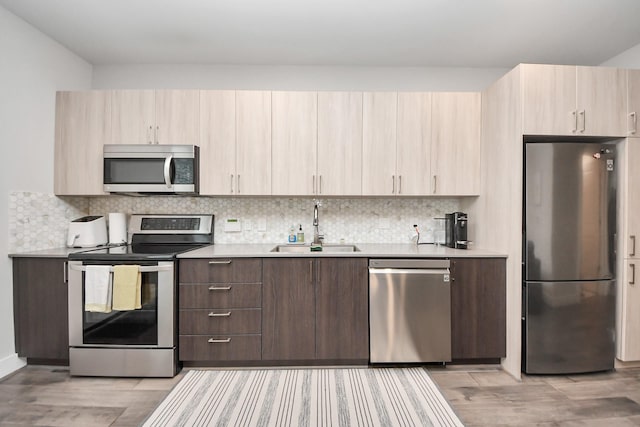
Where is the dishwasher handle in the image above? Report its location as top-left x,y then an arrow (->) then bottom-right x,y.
368,267 -> 451,276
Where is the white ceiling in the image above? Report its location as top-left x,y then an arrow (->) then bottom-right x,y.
3,0 -> 640,67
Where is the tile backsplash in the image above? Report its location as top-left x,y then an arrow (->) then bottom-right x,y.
9,192 -> 462,251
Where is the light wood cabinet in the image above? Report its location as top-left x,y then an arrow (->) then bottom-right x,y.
111,90 -> 199,145
262,258 -> 369,363
271,91 -> 318,195
431,92 -> 482,195
54,91 -> 110,195
396,92 -> 432,195
236,91 -> 272,195
199,90 -> 236,195
618,138 -> 640,361
317,92 -> 363,195
627,70 -> 640,136
363,92 -> 398,195
521,64 -> 626,136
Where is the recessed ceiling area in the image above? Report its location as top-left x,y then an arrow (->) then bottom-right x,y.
2,0 -> 640,67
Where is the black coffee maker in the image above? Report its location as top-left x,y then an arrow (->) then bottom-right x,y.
445,212 -> 469,249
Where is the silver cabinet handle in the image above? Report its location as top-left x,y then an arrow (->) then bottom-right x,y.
309,260 -> 314,284
163,155 -> 173,188
63,261 -> 68,284
579,110 -> 586,132
319,175 -> 323,194
155,125 -> 160,144
230,174 -> 234,193
209,259 -> 232,265
208,312 -> 231,317
208,338 -> 231,343
433,175 -> 437,194
398,175 -> 402,195
147,125 -> 153,144
313,175 -> 316,194
237,174 -> 241,194
631,235 -> 636,257
208,286 -> 231,291
631,112 -> 637,135
631,263 -> 636,285
572,110 -> 578,132
392,175 -> 396,194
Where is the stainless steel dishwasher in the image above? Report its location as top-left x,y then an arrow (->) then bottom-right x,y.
369,259 -> 451,363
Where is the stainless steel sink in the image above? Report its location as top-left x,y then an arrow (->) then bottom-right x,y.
271,244 -> 360,253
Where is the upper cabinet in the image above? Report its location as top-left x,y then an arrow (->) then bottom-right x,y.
235,91 -> 272,195
54,91 -> 110,195
362,92 -> 398,195
271,91 -> 318,195
111,90 -> 199,145
521,64 -> 626,137
627,70 -> 640,136
431,92 -> 482,196
317,92 -> 363,196
199,91 -> 236,195
396,92 -> 432,195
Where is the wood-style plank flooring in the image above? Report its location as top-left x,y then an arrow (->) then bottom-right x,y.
0,365 -> 639,426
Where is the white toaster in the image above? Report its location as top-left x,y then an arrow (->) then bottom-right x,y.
67,216 -> 108,247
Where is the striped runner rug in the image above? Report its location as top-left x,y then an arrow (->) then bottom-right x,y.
141,367 -> 464,427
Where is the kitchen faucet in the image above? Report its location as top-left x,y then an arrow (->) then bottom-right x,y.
313,200 -> 324,245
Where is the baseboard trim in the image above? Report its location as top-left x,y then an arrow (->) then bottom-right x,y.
0,353 -> 26,380
615,359 -> 640,369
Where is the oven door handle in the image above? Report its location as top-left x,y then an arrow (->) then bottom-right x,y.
69,265 -> 172,273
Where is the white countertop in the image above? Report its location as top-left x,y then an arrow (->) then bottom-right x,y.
178,243 -> 507,259
8,246 -> 95,258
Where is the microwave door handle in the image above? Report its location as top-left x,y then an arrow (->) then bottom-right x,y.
164,155 -> 173,188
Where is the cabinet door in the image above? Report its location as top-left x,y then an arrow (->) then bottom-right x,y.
199,91 -> 236,195
54,91 -> 110,195
450,258 -> 506,359
236,91 -> 272,195
262,259 -> 315,360
431,92 -> 482,195
316,258 -> 369,361
628,70 -> 640,136
576,66 -> 626,137
317,92 -> 363,195
396,92 -> 431,195
155,90 -> 199,145
271,91 -> 318,195
619,259 -> 640,361
13,258 -> 69,362
623,138 -> 640,258
521,64 -> 577,135
362,92 -> 398,195
111,90 -> 155,144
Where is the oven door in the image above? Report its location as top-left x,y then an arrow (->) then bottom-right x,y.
68,260 -> 175,348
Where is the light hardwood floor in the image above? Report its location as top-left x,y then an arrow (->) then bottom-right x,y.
1,365 -> 640,426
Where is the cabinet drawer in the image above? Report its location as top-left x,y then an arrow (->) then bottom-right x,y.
180,258 -> 262,283
179,309 -> 261,334
179,335 -> 261,361
179,283 -> 261,308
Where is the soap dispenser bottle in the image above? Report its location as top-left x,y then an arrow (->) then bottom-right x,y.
288,226 -> 297,243
297,224 -> 305,243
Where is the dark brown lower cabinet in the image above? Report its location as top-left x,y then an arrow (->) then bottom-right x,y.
450,257 -> 506,360
12,258 -> 69,363
262,258 -> 369,363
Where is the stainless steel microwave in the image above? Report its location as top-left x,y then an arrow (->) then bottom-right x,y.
103,144 -> 199,194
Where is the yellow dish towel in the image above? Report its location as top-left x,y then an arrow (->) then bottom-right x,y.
112,265 -> 141,310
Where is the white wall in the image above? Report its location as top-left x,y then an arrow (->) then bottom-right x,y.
601,42 -> 640,68
0,6 -> 92,378
92,64 -> 508,91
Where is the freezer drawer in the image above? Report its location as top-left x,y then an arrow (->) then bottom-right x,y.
369,260 -> 451,363
524,280 -> 616,374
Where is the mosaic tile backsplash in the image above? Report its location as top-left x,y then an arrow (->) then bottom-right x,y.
9,192 -> 462,251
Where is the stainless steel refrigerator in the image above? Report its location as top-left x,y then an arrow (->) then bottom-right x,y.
523,141 -> 617,374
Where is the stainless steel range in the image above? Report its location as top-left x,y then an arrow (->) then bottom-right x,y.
67,214 -> 213,377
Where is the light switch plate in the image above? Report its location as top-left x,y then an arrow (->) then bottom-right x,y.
224,218 -> 242,232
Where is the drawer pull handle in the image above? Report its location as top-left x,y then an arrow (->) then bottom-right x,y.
208,286 -> 232,291
208,338 -> 231,343
209,260 -> 232,265
208,312 -> 231,317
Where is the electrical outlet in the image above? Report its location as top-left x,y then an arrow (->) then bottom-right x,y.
244,220 -> 252,231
